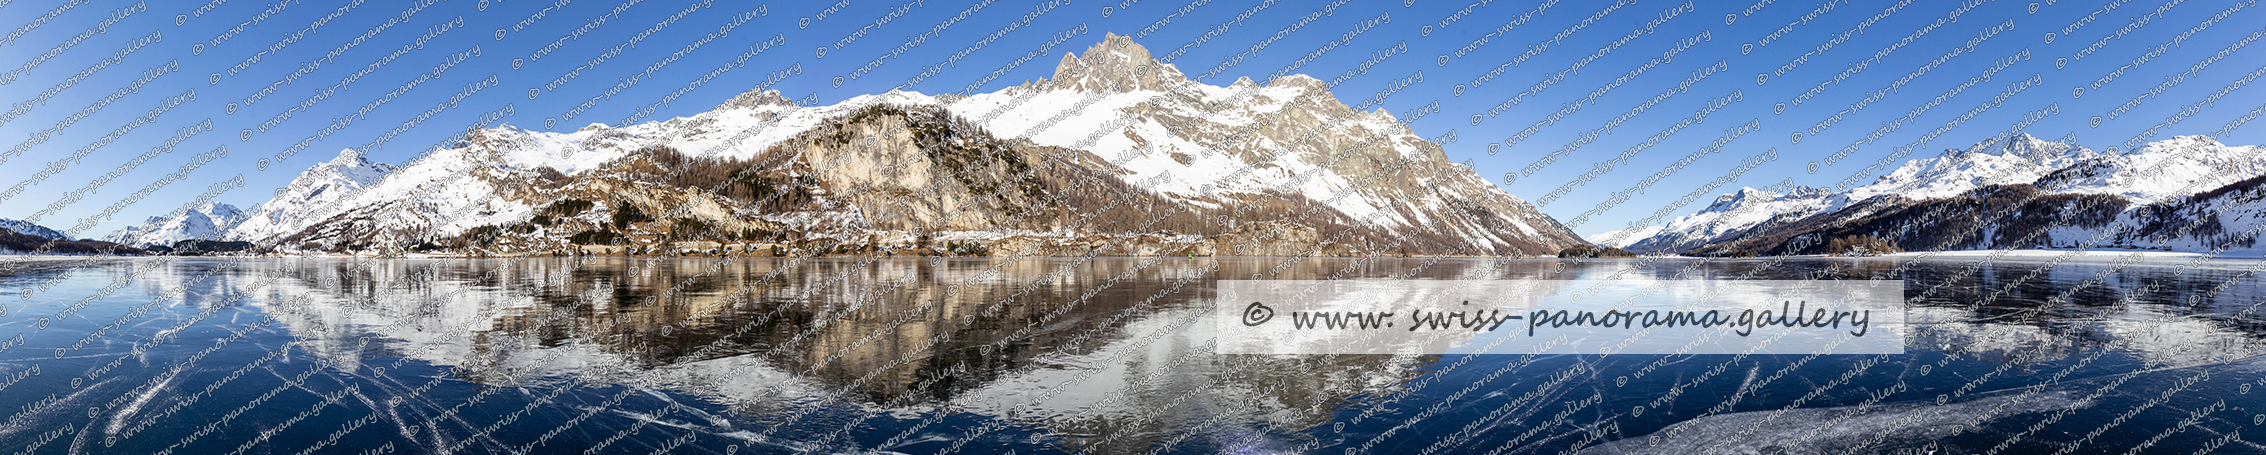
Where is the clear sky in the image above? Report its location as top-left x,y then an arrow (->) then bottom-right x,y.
1,0 -> 2261,240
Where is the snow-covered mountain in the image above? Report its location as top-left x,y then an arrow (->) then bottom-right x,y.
101,202 -> 246,248
222,34 -> 1586,256
0,218 -> 66,240
226,149 -> 396,245
1843,133 -> 2106,203
1618,133 -> 2266,255
2029,135 -> 2266,202
0,217 -> 149,254
1620,186 -> 1832,254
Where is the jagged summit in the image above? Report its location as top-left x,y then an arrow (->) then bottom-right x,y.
1264,74 -> 1329,92
1703,186 -> 1829,213
102,202 -> 245,248
306,149 -> 395,187
1705,187 -> 1782,211
716,89 -> 797,110
227,149 -> 398,244
1983,132 -> 2087,161
1783,185 -> 1830,199
1048,32 -> 1192,93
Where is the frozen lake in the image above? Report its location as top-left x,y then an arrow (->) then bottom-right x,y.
0,254 -> 2260,454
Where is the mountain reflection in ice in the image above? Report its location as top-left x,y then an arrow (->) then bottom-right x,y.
1,254 -> 2264,454
136,256 -> 1449,454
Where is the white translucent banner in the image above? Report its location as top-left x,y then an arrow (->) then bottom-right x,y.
1215,280 -> 1905,355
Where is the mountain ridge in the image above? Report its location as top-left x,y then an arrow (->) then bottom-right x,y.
1613,133 -> 2266,256
197,34 -> 1588,257
0,218 -> 67,241
101,202 -> 245,248
0,218 -> 146,255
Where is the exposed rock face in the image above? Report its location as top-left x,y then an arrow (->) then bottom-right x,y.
785,106 -> 1064,233
229,36 -> 1586,257
1050,33 -> 1190,94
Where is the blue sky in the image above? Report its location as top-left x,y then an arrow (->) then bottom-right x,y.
1,0 -> 2261,239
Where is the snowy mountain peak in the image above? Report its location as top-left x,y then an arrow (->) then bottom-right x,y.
304,149 -> 397,186
1993,132 -> 2083,161
1265,74 -> 1329,92
1782,185 -> 1830,200
325,149 -> 364,166
198,201 -> 244,220
715,88 -> 797,111
1049,32 -> 1191,93
1623,185 -> 1837,254
227,149 -> 399,243
1627,134 -> 2266,256
2031,134 -> 2266,203
0,218 -> 67,240
1627,135 -> 2103,254
1848,134 -> 2098,203
2147,134 -> 2223,149
102,202 -> 246,247
1701,187 -> 1813,214
1714,187 -> 1776,203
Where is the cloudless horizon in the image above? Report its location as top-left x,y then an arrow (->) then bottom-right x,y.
1,0 -> 2261,240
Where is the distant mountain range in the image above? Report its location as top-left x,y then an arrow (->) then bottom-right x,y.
0,217 -> 144,255
1600,133 -> 2266,256
100,202 -> 247,248
0,219 -> 65,241
93,34 -> 1587,257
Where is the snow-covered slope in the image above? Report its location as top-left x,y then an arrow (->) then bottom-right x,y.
1649,134 -> 2266,255
1834,133 -> 2266,211
227,34 -> 1586,256
228,150 -> 397,244
2031,135 -> 2266,202
1621,186 -> 1831,254
0,218 -> 66,240
940,33 -> 1581,253
1844,133 -> 2105,203
2108,172 -> 2266,255
102,202 -> 246,248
